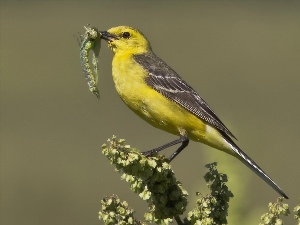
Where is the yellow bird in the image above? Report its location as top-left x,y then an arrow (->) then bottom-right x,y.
100,26 -> 288,199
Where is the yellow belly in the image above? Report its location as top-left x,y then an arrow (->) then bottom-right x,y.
111,54 -> 233,155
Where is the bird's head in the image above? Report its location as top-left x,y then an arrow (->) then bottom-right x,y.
100,26 -> 151,55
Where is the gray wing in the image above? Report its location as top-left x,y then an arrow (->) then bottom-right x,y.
134,52 -> 236,139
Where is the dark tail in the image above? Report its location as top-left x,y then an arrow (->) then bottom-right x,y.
222,135 -> 288,199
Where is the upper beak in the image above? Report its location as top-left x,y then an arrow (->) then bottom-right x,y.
99,31 -> 118,41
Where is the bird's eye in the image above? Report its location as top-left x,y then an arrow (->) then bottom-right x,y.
122,32 -> 131,39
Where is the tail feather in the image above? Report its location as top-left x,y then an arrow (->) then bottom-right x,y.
223,138 -> 288,199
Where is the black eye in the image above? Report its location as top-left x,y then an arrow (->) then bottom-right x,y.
122,31 -> 131,39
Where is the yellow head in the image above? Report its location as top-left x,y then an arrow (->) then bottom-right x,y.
100,26 -> 152,55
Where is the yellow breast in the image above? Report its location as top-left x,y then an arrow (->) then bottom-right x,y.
111,52 -> 230,153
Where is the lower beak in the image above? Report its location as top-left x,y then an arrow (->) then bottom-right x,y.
99,31 -> 118,41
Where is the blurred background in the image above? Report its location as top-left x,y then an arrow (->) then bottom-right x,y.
1,1 -> 299,224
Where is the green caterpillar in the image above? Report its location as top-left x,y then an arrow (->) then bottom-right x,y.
80,26 -> 101,98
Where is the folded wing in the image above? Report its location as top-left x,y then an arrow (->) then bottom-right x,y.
134,52 -> 236,140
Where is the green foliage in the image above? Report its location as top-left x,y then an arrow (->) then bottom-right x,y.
184,163 -> 233,225
99,195 -> 145,225
100,136 -> 297,225
100,136 -> 235,225
79,25 -> 101,98
259,197 -> 290,225
294,204 -> 300,225
102,136 -> 188,224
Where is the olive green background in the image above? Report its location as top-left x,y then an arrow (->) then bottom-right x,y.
1,1 -> 299,225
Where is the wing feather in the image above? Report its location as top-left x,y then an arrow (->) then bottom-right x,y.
134,52 -> 236,139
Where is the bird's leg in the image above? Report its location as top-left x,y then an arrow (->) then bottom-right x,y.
168,137 -> 189,162
142,136 -> 189,162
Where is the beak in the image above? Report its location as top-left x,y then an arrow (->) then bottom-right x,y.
100,31 -> 118,41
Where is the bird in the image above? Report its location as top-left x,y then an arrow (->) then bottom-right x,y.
99,26 -> 288,199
